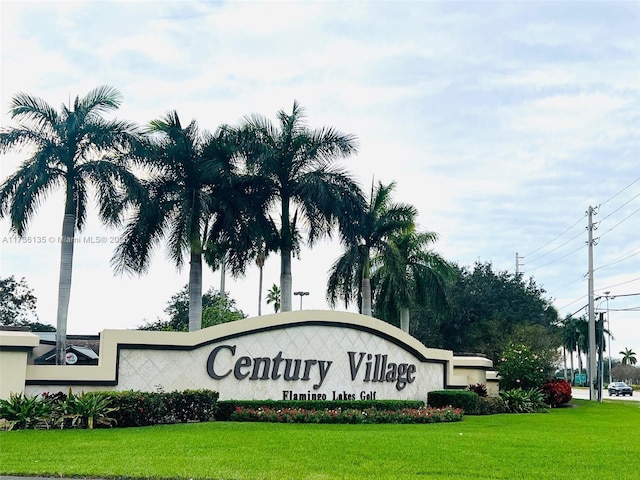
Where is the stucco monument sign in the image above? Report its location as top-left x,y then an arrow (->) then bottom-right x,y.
0,311 -> 495,400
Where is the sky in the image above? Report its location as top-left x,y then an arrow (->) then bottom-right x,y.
1,1 -> 639,361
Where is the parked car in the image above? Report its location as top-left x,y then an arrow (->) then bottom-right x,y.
608,382 -> 633,396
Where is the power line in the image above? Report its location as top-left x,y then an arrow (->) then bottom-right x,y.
598,189 -> 640,223
599,204 -> 640,239
600,175 -> 640,207
594,246 -> 640,272
522,214 -> 586,259
526,243 -> 585,273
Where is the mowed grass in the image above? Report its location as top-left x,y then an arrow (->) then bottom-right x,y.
1,400 -> 638,480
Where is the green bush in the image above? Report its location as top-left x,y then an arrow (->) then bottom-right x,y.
109,389 -> 218,427
108,391 -> 165,427
496,343 -> 551,391
216,399 -> 424,421
427,390 -> 480,414
0,393 -> 52,430
475,396 -> 507,415
63,391 -> 118,429
499,388 -> 547,413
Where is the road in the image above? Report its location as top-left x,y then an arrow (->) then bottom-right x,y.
571,387 -> 639,402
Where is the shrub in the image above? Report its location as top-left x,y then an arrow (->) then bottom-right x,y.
229,406 -> 463,424
0,393 -> 52,430
108,391 -> 164,427
467,383 -> 488,397
427,390 -> 480,414
108,389 -> 218,427
499,388 -> 547,413
63,391 -> 118,429
542,379 -> 572,407
216,400 -> 424,421
496,344 -> 551,391
476,396 -> 507,415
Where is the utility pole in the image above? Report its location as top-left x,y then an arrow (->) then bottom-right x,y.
515,252 -> 524,274
587,206 -> 597,401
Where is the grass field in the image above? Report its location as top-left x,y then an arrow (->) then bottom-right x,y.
1,399 -> 638,480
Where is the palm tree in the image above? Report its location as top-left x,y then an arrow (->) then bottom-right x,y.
238,101 -> 363,312
0,86 -> 139,364
561,315 -> 578,383
372,226 -> 454,334
327,180 -> 416,316
266,284 -> 281,313
113,112 -> 256,331
573,317 -> 589,380
620,347 -> 637,365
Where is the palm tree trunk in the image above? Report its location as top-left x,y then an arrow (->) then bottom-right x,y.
577,347 -> 583,383
189,251 -> 203,331
570,351 -> 575,385
361,254 -> 372,316
280,199 -> 292,312
400,308 -> 410,334
563,346 -> 568,381
257,255 -> 264,316
219,253 -> 226,300
281,248 -> 292,312
55,211 -> 76,365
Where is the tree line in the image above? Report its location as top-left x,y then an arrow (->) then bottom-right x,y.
0,85 -> 454,364
6,85 -> 612,375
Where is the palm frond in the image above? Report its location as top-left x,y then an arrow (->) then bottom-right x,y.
9,92 -> 59,130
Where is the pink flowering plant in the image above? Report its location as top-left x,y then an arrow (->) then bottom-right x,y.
230,406 -> 463,424
496,343 -> 552,391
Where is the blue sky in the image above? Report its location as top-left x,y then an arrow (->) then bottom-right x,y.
1,1 -> 639,359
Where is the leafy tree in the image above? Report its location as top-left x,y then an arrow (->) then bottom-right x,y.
496,343 -> 554,391
611,363 -> 640,384
113,113 -> 259,332
373,227 -> 454,334
266,284 -> 281,313
410,262 -> 559,363
238,101 -> 363,312
620,347 -> 637,366
138,285 -> 245,331
0,275 -> 37,325
0,276 -> 55,331
327,180 -> 416,315
0,86 -> 139,363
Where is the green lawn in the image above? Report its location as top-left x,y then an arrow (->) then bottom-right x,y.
1,400 -> 638,480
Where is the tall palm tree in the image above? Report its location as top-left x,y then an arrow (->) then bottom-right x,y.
0,86 -> 139,364
113,112 -> 256,331
372,226 -> 454,334
327,180 -> 416,316
561,315 -> 578,383
620,347 -> 637,365
238,101 -> 363,312
570,316 -> 589,381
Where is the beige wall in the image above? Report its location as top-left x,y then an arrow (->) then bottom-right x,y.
2,311 -> 494,400
0,330 -> 40,398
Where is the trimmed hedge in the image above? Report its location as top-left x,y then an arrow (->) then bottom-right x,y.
107,389 -> 219,427
428,390 -> 480,414
216,399 -> 425,421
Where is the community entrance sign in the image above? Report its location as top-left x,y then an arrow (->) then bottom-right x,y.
1,311 -> 496,401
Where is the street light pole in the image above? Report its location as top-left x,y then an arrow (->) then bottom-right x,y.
604,291 -> 613,385
293,291 -> 309,310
